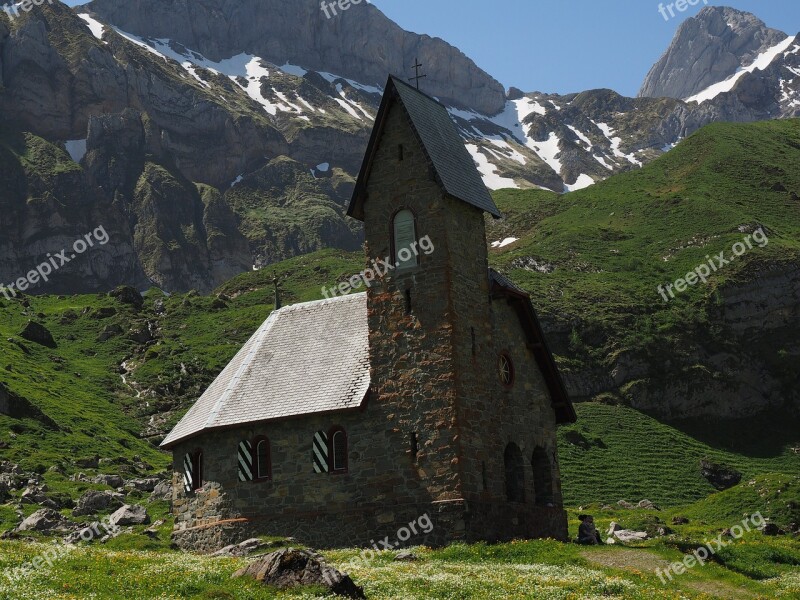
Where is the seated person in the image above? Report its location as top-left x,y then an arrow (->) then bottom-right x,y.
576,514 -> 603,545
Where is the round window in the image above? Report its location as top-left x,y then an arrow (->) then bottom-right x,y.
499,354 -> 514,386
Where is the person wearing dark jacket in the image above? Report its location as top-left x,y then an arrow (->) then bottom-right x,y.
577,514 -> 603,545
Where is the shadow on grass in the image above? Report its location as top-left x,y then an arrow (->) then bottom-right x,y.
665,409 -> 800,460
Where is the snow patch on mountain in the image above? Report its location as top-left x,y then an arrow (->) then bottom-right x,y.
487,138 -> 526,165
78,14 -> 105,40
567,125 -> 592,149
686,36 -> 796,104
491,237 -> 518,249
564,174 -> 595,192
528,132 -> 562,174
466,144 -> 518,190
596,122 -> 641,166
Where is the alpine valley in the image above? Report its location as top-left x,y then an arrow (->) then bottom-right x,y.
0,3 -> 798,598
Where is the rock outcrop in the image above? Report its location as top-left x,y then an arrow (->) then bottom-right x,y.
109,504 -> 150,526
639,6 -> 788,99
233,548 -> 366,598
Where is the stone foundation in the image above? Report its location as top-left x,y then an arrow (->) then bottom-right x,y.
172,499 -> 567,552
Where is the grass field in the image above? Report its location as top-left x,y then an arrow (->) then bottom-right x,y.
0,503 -> 797,599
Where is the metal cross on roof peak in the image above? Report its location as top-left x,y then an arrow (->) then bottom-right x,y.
409,58 -> 427,90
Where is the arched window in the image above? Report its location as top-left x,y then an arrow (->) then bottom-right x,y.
183,449 -> 203,493
532,447 -> 554,506
329,426 -> 348,473
504,443 -> 525,503
254,437 -> 271,481
392,209 -> 418,270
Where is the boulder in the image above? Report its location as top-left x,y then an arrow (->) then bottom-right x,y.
17,508 -> 66,532
125,478 -> 160,492
64,522 -> 113,545
233,548 -> 365,598
672,516 -> 690,525
128,326 -> 152,344
93,474 -> 124,488
637,499 -> 659,510
700,459 -> 742,491
20,485 -> 48,503
109,286 -> 144,309
19,321 -> 56,348
612,529 -> 649,543
0,383 -> 57,428
75,456 -> 100,469
73,490 -> 125,517
97,324 -> 123,342
762,523 -> 782,536
149,480 -> 172,501
143,519 -> 165,539
395,550 -> 418,561
617,500 -> 635,509
93,307 -> 118,319
109,504 -> 149,526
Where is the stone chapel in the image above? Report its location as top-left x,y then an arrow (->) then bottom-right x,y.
161,75 -> 576,551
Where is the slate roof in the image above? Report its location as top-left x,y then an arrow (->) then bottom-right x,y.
161,270 -> 575,448
160,293 -> 370,449
349,75 -> 501,220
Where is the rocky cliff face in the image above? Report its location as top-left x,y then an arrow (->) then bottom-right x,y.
85,0 -> 507,115
639,6 -> 788,99
0,2 -> 363,292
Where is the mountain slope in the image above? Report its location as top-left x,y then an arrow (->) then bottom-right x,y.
2,2 -> 800,293
488,118 -> 800,418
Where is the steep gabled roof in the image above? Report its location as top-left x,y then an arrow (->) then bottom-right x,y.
348,75 -> 501,221
160,293 -> 370,449
489,269 -> 577,424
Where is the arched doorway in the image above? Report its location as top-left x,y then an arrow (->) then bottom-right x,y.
504,443 -> 525,503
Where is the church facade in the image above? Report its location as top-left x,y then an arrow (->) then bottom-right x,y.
161,76 -> 576,551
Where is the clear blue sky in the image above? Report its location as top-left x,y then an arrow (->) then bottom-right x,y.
64,0 -> 800,97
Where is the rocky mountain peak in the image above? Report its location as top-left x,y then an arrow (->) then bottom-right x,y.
639,6 -> 788,99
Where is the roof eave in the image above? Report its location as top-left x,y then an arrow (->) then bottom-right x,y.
160,391 -> 371,450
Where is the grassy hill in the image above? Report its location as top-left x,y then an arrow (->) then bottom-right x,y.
559,403 -> 800,508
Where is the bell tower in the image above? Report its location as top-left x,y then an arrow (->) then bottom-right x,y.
347,75 -> 502,511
